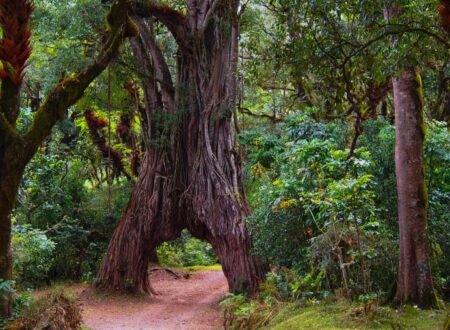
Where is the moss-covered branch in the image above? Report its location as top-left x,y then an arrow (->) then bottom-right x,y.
132,1 -> 191,53
0,113 -> 20,147
22,0 -> 136,161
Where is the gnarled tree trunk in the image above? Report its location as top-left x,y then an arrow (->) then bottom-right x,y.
179,9 -> 268,293
391,69 -> 437,308
96,153 -> 184,294
97,1 -> 267,296
96,24 -> 188,293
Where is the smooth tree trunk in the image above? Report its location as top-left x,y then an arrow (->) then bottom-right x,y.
392,69 -> 437,308
97,2 -> 267,296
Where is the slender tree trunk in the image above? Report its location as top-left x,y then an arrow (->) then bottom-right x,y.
392,69 -> 437,308
441,90 -> 450,124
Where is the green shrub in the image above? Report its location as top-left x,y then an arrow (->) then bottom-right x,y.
16,136 -> 130,283
221,293 -> 282,330
0,279 -> 15,328
247,117 -> 400,296
0,279 -> 15,302
157,230 -> 218,267
157,242 -> 184,267
12,225 -> 55,289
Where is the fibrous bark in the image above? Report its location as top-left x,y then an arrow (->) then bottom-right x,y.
96,21 -> 188,294
97,1 -> 267,297
391,69 -> 437,308
96,152 -> 185,294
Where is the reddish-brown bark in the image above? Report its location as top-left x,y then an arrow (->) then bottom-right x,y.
384,3 -> 437,308
97,2 -> 267,296
96,23 -> 188,294
392,69 -> 437,308
96,152 -> 185,294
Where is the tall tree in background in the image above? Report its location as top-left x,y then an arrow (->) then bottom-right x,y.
391,69 -> 437,308
384,5 -> 437,308
97,0 -> 267,296
0,0 -> 135,317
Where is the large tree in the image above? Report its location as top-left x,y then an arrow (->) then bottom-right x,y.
0,0 -> 135,317
384,5 -> 437,308
391,69 -> 437,308
96,0 -> 267,296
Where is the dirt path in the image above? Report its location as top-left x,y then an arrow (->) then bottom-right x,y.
80,269 -> 228,330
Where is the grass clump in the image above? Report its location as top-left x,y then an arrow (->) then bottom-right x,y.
265,300 -> 449,330
6,287 -> 82,330
183,264 -> 222,272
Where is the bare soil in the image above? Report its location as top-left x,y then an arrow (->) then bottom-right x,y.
80,269 -> 228,330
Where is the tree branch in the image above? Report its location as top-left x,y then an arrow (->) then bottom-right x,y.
132,1 -> 191,52
22,0 -> 134,161
200,0 -> 220,31
239,107 -> 283,123
134,17 -> 176,113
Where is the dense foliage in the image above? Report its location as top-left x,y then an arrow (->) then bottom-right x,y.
0,0 -> 448,326
244,116 -> 449,299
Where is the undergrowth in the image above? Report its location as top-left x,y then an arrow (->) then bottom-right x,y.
6,287 -> 82,330
222,296 -> 449,330
221,269 -> 449,330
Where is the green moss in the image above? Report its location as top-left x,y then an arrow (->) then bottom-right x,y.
0,113 -> 20,145
415,71 -> 426,140
265,301 -> 448,330
415,71 -> 425,112
125,16 -> 139,38
181,264 -> 222,272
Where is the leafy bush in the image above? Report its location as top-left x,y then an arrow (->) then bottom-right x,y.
157,242 -> 183,267
425,121 -> 450,286
247,117 -> 400,297
0,279 -> 15,302
157,230 -> 218,267
221,268 -> 326,329
0,279 -> 15,328
261,269 -> 326,302
12,290 -> 32,318
6,288 -> 82,330
12,225 -> 55,289
221,293 -> 282,330
13,120 -> 132,284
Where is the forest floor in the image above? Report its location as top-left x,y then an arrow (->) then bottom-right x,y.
79,266 -> 228,330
